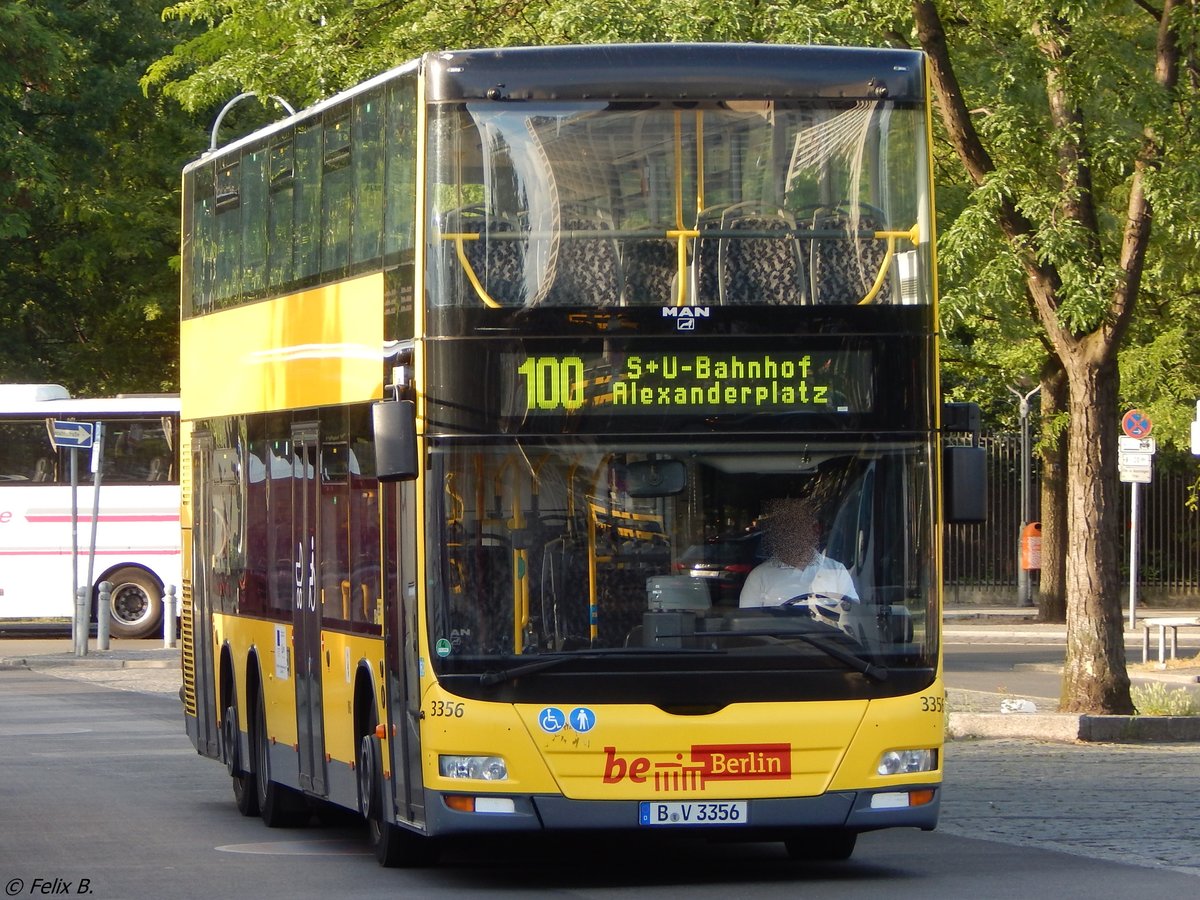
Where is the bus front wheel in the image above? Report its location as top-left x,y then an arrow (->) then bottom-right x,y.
103,568 -> 163,639
358,730 -> 438,867
784,829 -> 857,861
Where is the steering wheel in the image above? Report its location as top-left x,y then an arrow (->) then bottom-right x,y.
778,592 -> 859,638
780,592 -> 852,609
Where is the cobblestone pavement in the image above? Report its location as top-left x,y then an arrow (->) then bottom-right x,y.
941,738 -> 1200,876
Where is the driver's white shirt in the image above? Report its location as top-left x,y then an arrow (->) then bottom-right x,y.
738,554 -> 859,608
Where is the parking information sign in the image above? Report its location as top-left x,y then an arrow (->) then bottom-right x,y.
1118,434 -> 1155,484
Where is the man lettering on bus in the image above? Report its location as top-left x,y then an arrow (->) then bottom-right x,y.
738,498 -> 858,622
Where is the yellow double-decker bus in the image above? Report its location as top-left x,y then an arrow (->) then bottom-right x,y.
180,43 -> 985,866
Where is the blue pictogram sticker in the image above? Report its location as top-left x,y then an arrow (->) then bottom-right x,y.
569,707 -> 596,733
538,707 -> 566,733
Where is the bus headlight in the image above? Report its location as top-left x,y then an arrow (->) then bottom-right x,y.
439,755 -> 508,781
877,749 -> 937,776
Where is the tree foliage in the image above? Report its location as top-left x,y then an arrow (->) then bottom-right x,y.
0,0 -> 205,394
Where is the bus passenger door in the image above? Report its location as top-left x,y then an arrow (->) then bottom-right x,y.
382,478 -> 426,827
189,433 -> 220,758
291,424 -> 327,794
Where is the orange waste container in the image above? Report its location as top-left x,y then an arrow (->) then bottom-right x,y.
1020,522 -> 1042,570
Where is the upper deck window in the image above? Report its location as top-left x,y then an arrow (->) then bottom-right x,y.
427,100 -> 930,310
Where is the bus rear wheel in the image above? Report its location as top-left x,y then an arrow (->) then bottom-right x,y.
104,568 -> 163,639
225,703 -> 258,817
252,690 -> 308,827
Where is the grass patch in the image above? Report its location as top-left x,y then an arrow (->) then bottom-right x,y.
1130,682 -> 1200,716
1127,652 -> 1200,673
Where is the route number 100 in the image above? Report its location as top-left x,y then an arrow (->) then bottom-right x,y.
517,356 -> 585,411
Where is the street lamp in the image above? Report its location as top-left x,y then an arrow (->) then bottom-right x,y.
1009,384 -> 1041,608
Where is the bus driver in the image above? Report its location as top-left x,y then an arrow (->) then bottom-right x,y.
738,497 -> 858,612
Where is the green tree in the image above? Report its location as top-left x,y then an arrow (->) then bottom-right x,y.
903,0 -> 1199,712
0,0 -> 203,394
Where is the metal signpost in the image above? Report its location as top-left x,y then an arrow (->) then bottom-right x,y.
45,419 -> 99,655
1119,410 -> 1154,629
1009,385 -> 1041,607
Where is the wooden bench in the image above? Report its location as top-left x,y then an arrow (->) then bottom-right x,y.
1140,616 -> 1200,666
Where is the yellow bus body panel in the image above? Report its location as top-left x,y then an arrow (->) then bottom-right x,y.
212,614 -> 299,748
180,274 -> 385,420
420,679 -> 943,801
319,629 -> 385,766
827,679 -> 945,792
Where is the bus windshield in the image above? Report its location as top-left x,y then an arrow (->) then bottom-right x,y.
428,99 -> 930,311
426,435 -> 936,700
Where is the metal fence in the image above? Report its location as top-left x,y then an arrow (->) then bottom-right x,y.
944,434 -> 1200,599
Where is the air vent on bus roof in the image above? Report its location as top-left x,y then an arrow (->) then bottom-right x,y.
0,384 -> 70,402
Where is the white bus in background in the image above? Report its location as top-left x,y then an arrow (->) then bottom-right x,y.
0,384 -> 180,638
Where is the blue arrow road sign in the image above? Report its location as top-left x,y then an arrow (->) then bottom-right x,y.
46,419 -> 95,449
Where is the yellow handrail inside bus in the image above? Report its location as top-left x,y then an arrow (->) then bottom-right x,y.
857,223 -> 920,305
444,233 -> 503,309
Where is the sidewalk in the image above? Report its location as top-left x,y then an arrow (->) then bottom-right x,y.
945,605 -> 1200,741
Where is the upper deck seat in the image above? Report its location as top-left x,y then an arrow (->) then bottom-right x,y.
620,238 -> 676,306
694,203 -> 806,306
807,205 -> 892,305
440,205 -> 526,307
539,212 -> 623,306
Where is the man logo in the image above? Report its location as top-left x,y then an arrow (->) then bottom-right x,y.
662,307 -> 710,331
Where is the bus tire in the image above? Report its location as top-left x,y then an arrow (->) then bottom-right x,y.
252,689 -> 308,828
225,702 -> 259,817
104,567 -> 163,639
358,731 -> 438,868
784,829 -> 857,861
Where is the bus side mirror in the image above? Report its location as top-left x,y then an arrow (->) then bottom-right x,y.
942,401 -> 986,524
943,445 -> 987,524
373,399 -> 418,482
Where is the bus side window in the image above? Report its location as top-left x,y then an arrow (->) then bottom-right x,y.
0,421 -> 47,482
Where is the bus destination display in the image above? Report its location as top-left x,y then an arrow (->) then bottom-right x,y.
506,349 -> 874,418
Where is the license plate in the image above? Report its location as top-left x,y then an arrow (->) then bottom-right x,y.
639,800 -> 748,826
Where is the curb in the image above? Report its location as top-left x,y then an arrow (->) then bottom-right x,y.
948,712 -> 1200,743
0,655 -> 177,671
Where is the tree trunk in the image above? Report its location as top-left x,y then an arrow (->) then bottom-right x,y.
1058,346 -> 1133,713
1037,357 -> 1067,623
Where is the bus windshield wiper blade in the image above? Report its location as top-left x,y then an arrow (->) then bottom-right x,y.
716,629 -> 888,682
479,648 -> 721,686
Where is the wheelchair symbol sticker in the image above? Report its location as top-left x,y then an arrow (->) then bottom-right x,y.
538,707 -> 566,733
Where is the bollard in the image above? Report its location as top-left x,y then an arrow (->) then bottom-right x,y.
164,585 -> 178,649
74,586 -> 89,657
96,581 -> 112,651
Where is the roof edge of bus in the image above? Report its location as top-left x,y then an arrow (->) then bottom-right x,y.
426,43 -> 925,103
184,43 -> 926,170
185,56 -> 423,171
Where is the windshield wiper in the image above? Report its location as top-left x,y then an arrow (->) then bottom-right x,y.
712,629 -> 888,683
479,647 -> 720,686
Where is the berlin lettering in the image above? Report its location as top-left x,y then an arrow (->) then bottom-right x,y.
602,743 -> 791,792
